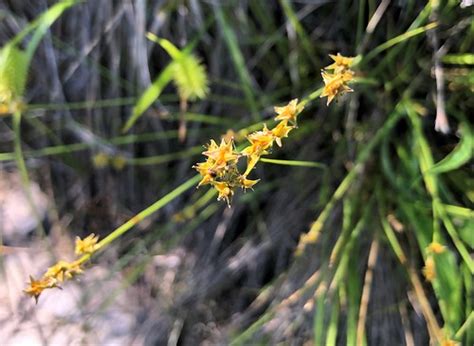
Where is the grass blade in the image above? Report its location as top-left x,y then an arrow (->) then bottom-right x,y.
429,123 -> 473,174
122,63 -> 174,133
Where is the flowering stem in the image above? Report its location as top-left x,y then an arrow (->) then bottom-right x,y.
76,174 -> 201,265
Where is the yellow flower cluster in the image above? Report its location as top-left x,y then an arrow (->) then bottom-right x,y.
320,53 -> 355,105
75,233 -> 100,255
24,234 -> 99,303
194,99 -> 304,205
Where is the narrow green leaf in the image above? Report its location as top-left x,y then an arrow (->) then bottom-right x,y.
122,63 -> 174,133
146,33 -> 182,60
259,158 -> 326,169
313,287 -> 327,344
346,258 -> 361,346
459,218 -> 474,249
432,250 -> 463,334
363,22 -> 438,64
443,54 -> 474,65
24,0 -> 79,63
326,294 -> 340,346
214,5 -> 259,121
429,124 -> 473,174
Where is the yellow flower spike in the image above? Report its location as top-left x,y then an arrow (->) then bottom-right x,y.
423,256 -> 436,282
271,120 -> 294,147
325,53 -> 354,71
194,160 -> 217,187
203,138 -> 239,170
204,139 -> 219,153
320,71 -> 354,105
212,181 -> 233,206
427,241 -> 446,255
75,233 -> 100,255
245,124 -> 275,154
341,69 -> 355,81
241,145 -> 255,157
243,153 -> 261,176
44,260 -> 83,283
239,176 -> 260,190
24,276 -> 59,303
198,174 -> 214,187
274,98 -> 304,123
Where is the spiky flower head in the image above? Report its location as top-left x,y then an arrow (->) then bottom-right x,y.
239,176 -> 260,190
44,260 -> 83,283
274,99 -> 304,124
24,276 -> 59,303
325,53 -> 354,72
75,233 -> 100,256
272,120 -> 294,147
321,71 -> 354,105
213,181 -> 233,206
202,138 -> 240,170
320,53 -> 355,105
172,54 -> 209,101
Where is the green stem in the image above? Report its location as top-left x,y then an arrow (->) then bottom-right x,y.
77,175 -> 201,265
260,158 -> 326,169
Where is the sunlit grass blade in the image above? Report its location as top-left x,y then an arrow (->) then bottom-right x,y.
122,63 -> 174,133
443,54 -> 474,65
363,22 -> 438,64
259,158 -> 326,169
76,175 -> 201,266
326,293 -> 340,346
24,0 -> 79,62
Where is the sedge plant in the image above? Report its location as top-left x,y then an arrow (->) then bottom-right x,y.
23,53 -> 356,301
4,3 -> 471,344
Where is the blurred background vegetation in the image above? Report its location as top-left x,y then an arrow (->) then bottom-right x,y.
0,0 -> 472,345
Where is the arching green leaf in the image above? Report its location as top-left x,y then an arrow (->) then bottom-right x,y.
430,124 -> 473,174
122,63 -> 174,133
